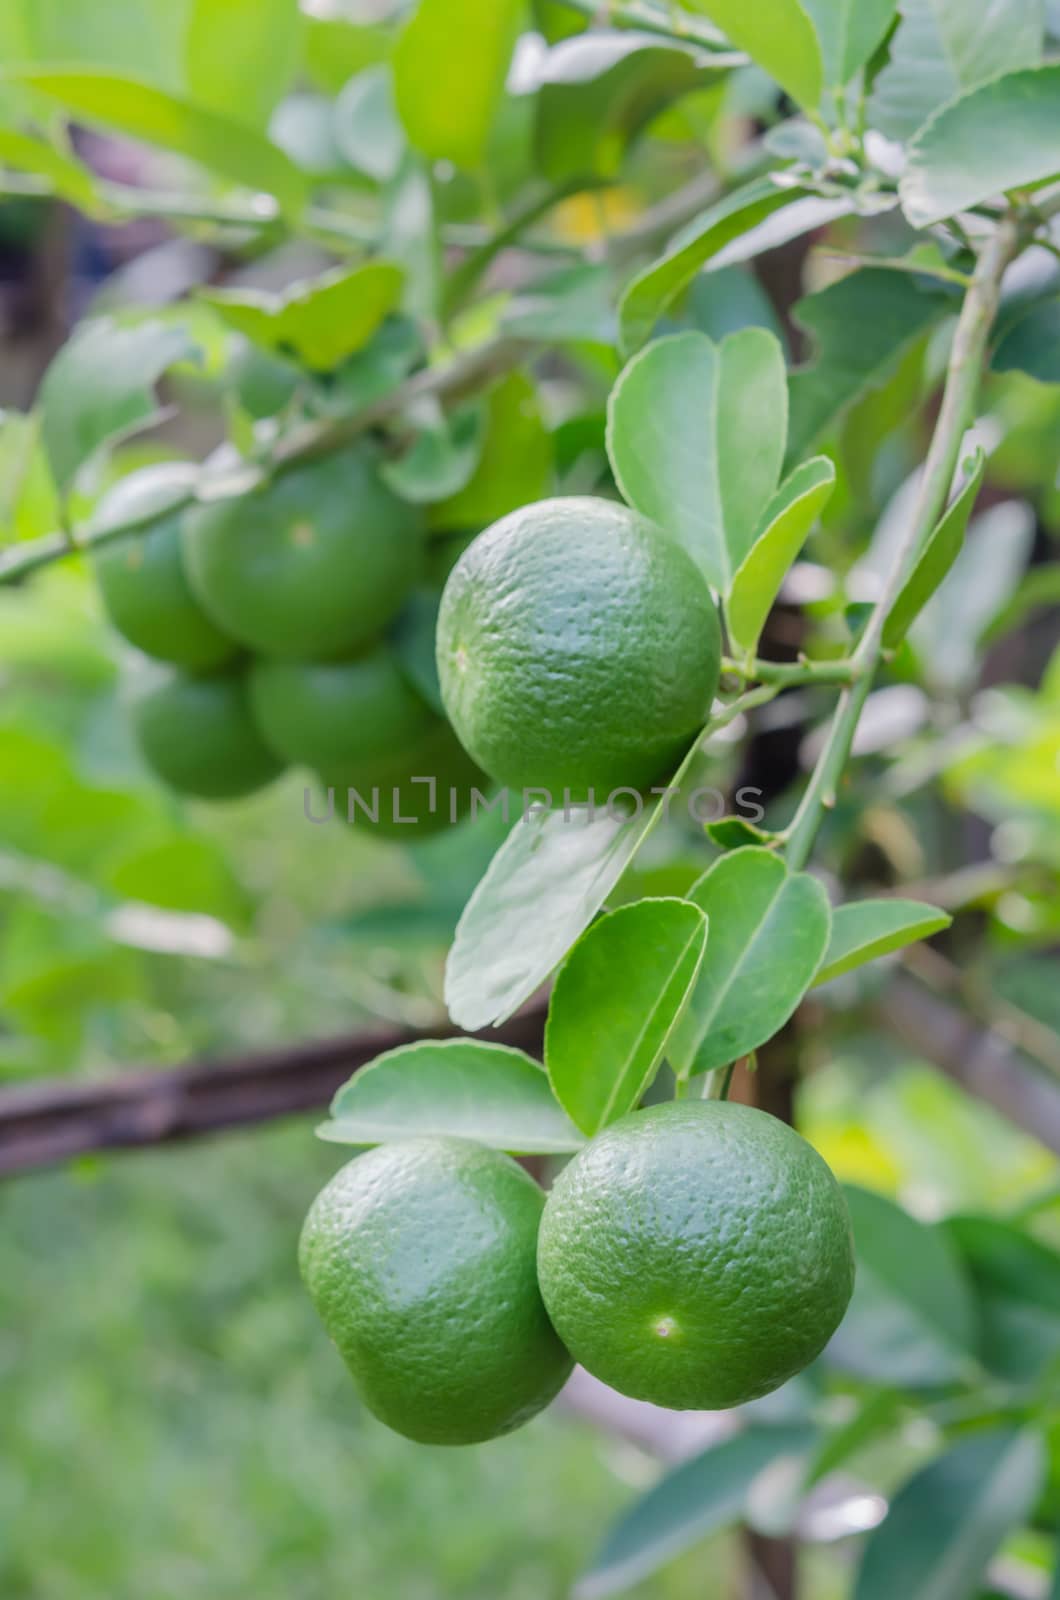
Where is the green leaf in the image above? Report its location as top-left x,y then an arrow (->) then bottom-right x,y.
186,0 -> 302,129
944,1214 -> 1060,1384
333,64 -> 405,184
576,1425 -> 817,1599
787,268 -> 952,462
607,328 -> 788,591
814,897 -> 951,985
9,68 -> 307,219
4,0 -> 189,90
393,0 -> 521,170
828,1185 -> 980,1386
726,455 -> 836,654
535,34 -> 715,184
854,1427 -> 1046,1600
683,0 -> 824,108
201,261 -> 403,373
318,1038 -> 584,1154
800,0 -> 898,89
545,898 -> 709,1136
618,176 -> 801,356
993,295 -> 1060,384
381,401 -> 485,504
0,129 -> 102,213
666,846 -> 832,1078
431,370 -> 551,529
870,0 -> 1043,144
502,262 -> 617,345
39,317 -> 200,495
902,66 -> 1060,230
883,448 -> 986,649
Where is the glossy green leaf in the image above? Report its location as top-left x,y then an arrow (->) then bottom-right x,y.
0,129 -> 102,213
828,1186 -> 981,1386
854,1427 -> 1046,1600
535,34 -> 714,184
993,295 -> 1060,384
883,449 -> 986,649
618,177 -> 800,356
432,370 -> 551,529
870,0 -> 1043,144
333,64 -> 405,183
684,0 -> 824,108
9,68 -> 307,218
787,268 -> 952,462
800,0 -> 898,88
726,455 -> 836,654
902,66 -> 1060,230
607,328 -> 788,591
545,898 -> 709,1136
814,898 -> 951,985
201,261 -> 403,372
667,847 -> 832,1078
318,1038 -> 583,1154
576,1425 -> 817,1599
186,0 -> 302,129
393,0 -> 521,170
944,1214 -> 1060,1383
40,317 -> 200,495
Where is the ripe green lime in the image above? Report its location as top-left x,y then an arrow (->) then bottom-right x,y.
92,464 -> 238,671
248,646 -> 435,771
537,1101 -> 854,1411
320,714 -> 488,838
299,1138 -> 573,1444
183,450 -> 423,659
133,669 -> 285,800
436,497 -> 721,800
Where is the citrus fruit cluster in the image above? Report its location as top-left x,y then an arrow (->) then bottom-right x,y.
92,450 -> 481,832
300,1101 -> 855,1445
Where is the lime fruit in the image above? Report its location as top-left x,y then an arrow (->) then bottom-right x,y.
321,714 -> 488,838
436,497 -> 721,800
92,464 -> 238,671
183,450 -> 423,659
248,646 -> 435,771
299,1138 -> 573,1444
134,668 -> 285,800
537,1100 -> 855,1410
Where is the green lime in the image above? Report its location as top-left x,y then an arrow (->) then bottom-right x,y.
299,1138 -> 573,1444
537,1100 -> 855,1411
248,646 -> 435,771
133,668 -> 285,800
320,714 -> 488,838
183,450 -> 423,659
436,497 -> 720,800
92,465 -> 238,671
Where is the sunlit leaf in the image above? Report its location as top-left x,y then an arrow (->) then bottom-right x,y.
814,898 -> 951,985
683,0 -> 824,108
201,261 -> 404,372
186,0 -> 303,129
393,0 -> 521,170
726,455 -> 835,654
801,0 -> 898,89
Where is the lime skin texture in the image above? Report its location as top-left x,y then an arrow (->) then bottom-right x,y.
183,450 -> 424,660
92,464 -> 238,672
248,645 -> 436,771
133,668 -> 285,801
537,1100 -> 855,1411
299,1138 -> 573,1445
436,496 -> 721,801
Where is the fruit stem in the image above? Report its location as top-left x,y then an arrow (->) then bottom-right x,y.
722,656 -> 861,689
700,1060 -> 736,1101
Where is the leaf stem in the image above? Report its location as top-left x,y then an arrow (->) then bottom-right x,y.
782,211 -> 1023,872
722,655 -> 861,688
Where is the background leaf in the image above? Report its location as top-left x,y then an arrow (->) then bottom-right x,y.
684,0 -> 824,108
854,1427 -> 1046,1600
0,129 -> 102,212
577,1425 -> 817,1599
901,65 -> 1060,230
883,448 -> 986,648
828,1186 -> 981,1386
801,0 -> 898,89
944,1214 -> 1060,1383
667,847 -> 832,1077
545,897 -> 708,1135
993,295 -> 1060,384
186,0 -> 303,129
333,64 -> 405,184
726,455 -> 836,654
40,317 -> 199,494
318,1038 -> 584,1153
814,898 -> 951,984
201,262 -> 403,372
870,0 -> 1043,144
431,371 -> 551,528
393,0 -> 521,170
607,329 -> 788,591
